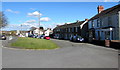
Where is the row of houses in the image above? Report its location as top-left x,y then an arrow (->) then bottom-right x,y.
53,19 -> 88,40
28,27 -> 53,37
53,4 -> 120,42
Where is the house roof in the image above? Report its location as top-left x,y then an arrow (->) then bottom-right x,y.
89,4 -> 120,21
54,21 -> 85,29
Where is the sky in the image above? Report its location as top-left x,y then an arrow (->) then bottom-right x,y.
2,2 -> 118,31
2,0 -> 120,2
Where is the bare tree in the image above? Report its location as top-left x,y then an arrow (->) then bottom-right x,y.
0,11 -> 8,28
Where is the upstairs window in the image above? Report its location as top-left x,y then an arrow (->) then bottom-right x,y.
108,16 -> 112,26
100,18 -> 103,27
97,19 -> 100,27
91,20 -> 94,28
76,27 -> 78,32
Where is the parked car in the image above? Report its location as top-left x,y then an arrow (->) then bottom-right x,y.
53,36 -> 59,39
0,35 -> 6,40
70,35 -> 84,42
33,35 -> 38,38
44,36 -> 50,40
28,34 -> 34,38
39,35 -> 45,39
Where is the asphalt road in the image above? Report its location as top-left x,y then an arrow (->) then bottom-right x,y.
1,37 -> 119,68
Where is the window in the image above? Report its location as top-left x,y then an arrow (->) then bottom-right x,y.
72,27 -> 74,32
108,16 -> 112,26
68,28 -> 70,32
100,18 -> 103,27
91,20 -> 94,28
97,19 -> 100,27
76,27 -> 78,32
74,27 -> 76,32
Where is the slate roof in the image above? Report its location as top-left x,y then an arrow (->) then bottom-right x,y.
89,4 -> 120,20
54,21 -> 85,29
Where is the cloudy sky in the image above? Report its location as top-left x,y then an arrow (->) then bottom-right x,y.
2,2 -> 118,31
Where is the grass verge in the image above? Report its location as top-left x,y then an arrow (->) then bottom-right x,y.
11,37 -> 59,50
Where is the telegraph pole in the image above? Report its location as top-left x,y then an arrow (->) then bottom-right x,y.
38,11 -> 40,36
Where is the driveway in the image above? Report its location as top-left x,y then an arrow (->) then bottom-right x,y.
2,38 -> 118,68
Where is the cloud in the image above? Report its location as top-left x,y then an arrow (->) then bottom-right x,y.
25,20 -> 36,23
28,11 -> 42,17
30,8 -> 35,10
52,22 -> 65,25
104,0 -> 108,2
21,23 -> 38,27
40,17 -> 51,22
6,9 -> 19,14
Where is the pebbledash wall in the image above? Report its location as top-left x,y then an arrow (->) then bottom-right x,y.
88,4 -> 120,42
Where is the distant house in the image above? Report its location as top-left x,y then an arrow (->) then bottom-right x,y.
33,28 -> 44,35
29,27 -> 44,35
88,4 -> 120,42
44,28 -> 53,36
53,19 -> 88,40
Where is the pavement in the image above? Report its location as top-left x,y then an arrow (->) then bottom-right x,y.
1,37 -> 119,68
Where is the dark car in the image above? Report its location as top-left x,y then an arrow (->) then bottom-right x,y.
39,35 -> 45,39
28,34 -> 34,38
0,35 -> 6,40
70,35 -> 84,42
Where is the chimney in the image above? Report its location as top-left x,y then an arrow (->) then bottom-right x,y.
64,23 -> 67,25
97,5 -> 104,13
76,20 -> 80,23
85,19 -> 88,21
57,25 -> 60,27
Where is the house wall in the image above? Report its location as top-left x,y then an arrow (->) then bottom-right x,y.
53,21 -> 88,40
33,29 -> 43,35
88,9 -> 120,40
118,11 -> 120,40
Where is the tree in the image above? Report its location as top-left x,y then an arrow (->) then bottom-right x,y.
0,12 -> 8,28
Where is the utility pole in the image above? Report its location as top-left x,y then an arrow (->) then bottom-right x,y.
21,24 -> 22,35
38,11 -> 40,36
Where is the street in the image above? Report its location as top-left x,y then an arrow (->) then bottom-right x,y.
2,38 -> 118,68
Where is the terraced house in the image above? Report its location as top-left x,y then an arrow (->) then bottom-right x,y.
53,19 -> 88,40
88,4 -> 120,42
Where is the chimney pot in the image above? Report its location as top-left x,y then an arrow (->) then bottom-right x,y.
97,5 -> 104,13
85,19 -> 88,21
57,25 -> 60,27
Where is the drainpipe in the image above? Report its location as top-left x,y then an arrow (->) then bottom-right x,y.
118,11 -> 120,40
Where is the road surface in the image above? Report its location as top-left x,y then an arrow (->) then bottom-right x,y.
1,38 -> 118,68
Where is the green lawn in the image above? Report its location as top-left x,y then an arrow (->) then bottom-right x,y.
11,37 -> 59,50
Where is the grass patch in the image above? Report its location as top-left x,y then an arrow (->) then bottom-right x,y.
11,37 -> 59,50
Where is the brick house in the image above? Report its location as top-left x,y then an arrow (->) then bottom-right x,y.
53,19 -> 88,40
88,4 -> 120,42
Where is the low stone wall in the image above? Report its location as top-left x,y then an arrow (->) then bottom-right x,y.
92,40 -> 105,46
92,40 -> 120,49
110,40 -> 120,49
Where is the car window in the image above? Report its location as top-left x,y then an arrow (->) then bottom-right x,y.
77,36 -> 82,38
